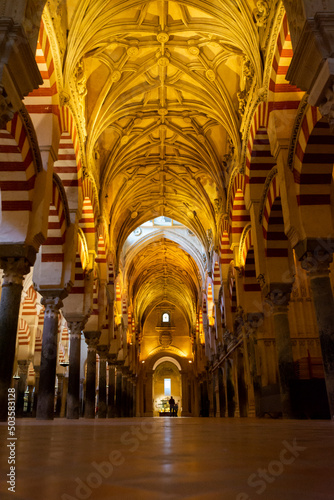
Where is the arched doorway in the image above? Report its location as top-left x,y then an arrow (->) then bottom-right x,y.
152,357 -> 182,416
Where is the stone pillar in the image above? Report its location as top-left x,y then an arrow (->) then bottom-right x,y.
121,373 -> 128,417
55,374 -> 64,417
84,332 -> 100,419
66,321 -> 83,419
0,256 -> 31,421
180,371 -> 190,416
60,376 -> 68,418
132,379 -> 137,418
107,361 -> 116,418
115,367 -> 123,418
97,346 -> 108,418
301,252 -> 334,420
16,360 -> 29,417
27,385 -> 34,415
32,366 -> 40,418
267,286 -> 295,419
128,379 -> 133,417
36,295 -> 64,420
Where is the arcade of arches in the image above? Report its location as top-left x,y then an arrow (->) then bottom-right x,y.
1,0 -> 334,427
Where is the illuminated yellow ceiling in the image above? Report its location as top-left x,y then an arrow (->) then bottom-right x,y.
62,0 -> 262,325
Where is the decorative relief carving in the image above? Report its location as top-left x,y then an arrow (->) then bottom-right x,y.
254,1 -> 270,28
0,257 -> 30,286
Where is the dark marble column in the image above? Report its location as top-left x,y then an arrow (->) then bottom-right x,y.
27,385 -> 34,415
36,295 -> 64,420
0,256 -> 31,421
32,366 -> 40,418
16,360 -> 30,417
97,346 -> 108,418
55,374 -> 64,417
66,321 -> 83,419
60,376 -> 68,418
115,367 -> 123,418
84,331 -> 100,418
107,360 -> 116,418
267,286 -> 295,419
302,252 -> 334,420
244,313 -> 263,418
121,373 -> 128,417
127,379 -> 133,417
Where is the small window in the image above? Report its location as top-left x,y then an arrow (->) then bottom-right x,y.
162,312 -> 169,322
164,378 -> 171,396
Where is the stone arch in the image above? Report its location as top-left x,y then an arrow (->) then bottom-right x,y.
293,107 -> 334,238
0,113 -> 39,244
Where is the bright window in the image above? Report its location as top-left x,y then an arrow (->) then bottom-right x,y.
162,312 -> 169,322
164,378 -> 171,396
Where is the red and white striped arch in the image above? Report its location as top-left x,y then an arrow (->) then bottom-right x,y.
0,114 -> 37,242
22,286 -> 37,317
293,106 -> 334,207
212,260 -> 221,301
228,173 -> 250,245
240,227 -> 261,294
96,234 -> 107,280
268,14 -> 304,112
17,318 -> 31,346
262,176 -> 288,259
24,19 -> 59,123
40,179 -> 67,264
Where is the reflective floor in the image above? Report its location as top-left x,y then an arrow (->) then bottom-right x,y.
0,418 -> 334,500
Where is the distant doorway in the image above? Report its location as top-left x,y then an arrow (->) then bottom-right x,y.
153,360 -> 182,416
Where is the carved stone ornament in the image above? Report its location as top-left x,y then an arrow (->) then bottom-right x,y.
300,250 -> 332,277
0,87 -> 14,128
41,296 -> 64,319
254,1 -> 270,28
0,257 -> 31,286
68,321 -> 83,340
159,331 -> 172,347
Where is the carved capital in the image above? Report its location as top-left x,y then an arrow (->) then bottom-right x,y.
84,330 -> 101,351
41,296 -> 63,319
0,257 -> 31,285
300,250 -> 332,277
0,86 -> 14,127
17,359 -> 30,376
319,83 -> 334,134
97,345 -> 109,361
68,321 -> 83,340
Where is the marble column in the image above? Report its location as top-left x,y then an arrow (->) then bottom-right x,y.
97,346 -> 108,418
36,295 -> 64,420
0,256 -> 31,421
267,286 -> 295,419
302,253 -> 334,420
84,331 -> 100,418
55,374 -> 64,417
16,360 -> 30,417
115,367 -> 123,418
121,373 -> 128,417
60,375 -> 68,418
27,385 -> 34,415
107,361 -> 116,418
128,379 -> 133,417
66,321 -> 83,419
32,366 -> 40,418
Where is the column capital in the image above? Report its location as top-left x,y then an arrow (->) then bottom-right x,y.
97,345 -> 109,361
17,359 -> 30,376
41,295 -> 64,319
84,330 -> 101,350
107,353 -> 117,366
300,249 -> 333,278
66,315 -> 87,339
265,283 -> 292,314
0,257 -> 31,286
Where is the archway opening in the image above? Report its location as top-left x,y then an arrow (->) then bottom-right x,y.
152,360 -> 182,416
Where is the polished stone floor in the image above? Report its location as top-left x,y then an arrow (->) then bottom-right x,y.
0,418 -> 334,500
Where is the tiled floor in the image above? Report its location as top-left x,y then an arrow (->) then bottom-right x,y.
0,418 -> 334,500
